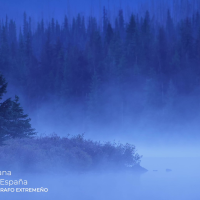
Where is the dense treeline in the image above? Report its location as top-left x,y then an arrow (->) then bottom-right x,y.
1,6 -> 200,131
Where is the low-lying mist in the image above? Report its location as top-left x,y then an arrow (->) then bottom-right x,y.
1,157 -> 200,200
0,1 -> 200,199
4,78 -> 200,158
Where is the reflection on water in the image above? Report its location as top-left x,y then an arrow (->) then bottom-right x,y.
1,157 -> 200,200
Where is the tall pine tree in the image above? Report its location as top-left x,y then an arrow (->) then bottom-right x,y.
0,73 -> 35,145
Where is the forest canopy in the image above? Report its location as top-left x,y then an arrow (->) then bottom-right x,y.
0,4 -> 200,136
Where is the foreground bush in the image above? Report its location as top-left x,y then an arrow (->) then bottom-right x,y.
0,134 -> 142,173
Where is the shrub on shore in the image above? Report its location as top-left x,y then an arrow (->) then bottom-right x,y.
0,134 -> 141,173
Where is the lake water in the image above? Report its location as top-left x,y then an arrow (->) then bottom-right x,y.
1,157 -> 200,200
139,157 -> 200,200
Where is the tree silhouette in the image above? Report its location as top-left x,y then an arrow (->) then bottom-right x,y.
0,73 -> 35,145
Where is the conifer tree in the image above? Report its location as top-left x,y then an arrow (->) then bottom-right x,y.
105,22 -> 113,45
118,9 -> 125,40
0,73 -> 35,144
0,74 -> 9,144
87,71 -> 101,123
126,14 -> 137,66
8,95 -> 36,139
0,25 -> 10,74
103,6 -> 108,39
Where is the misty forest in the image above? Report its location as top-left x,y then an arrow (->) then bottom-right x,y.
0,0 -> 200,199
1,2 -> 200,135
0,0 -> 200,167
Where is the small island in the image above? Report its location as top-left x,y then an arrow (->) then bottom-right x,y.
0,134 -> 145,174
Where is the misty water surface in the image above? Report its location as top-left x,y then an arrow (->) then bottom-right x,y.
1,157 -> 199,200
